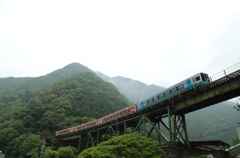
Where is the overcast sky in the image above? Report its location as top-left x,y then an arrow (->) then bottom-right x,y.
0,0 -> 240,88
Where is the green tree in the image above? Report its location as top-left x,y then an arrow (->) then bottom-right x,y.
0,127 -> 20,151
19,134 -> 42,158
57,146 -> 78,158
78,132 -> 166,158
10,134 -> 31,157
43,149 -> 59,158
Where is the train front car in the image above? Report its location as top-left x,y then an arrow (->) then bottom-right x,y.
189,73 -> 210,88
137,72 -> 210,112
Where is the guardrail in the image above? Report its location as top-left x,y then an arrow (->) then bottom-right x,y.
210,62 -> 240,82
225,143 -> 240,152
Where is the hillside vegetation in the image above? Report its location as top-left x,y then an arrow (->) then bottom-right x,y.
0,63 -> 93,105
0,63 -> 130,157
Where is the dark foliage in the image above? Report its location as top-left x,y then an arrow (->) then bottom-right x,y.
0,63 -> 130,157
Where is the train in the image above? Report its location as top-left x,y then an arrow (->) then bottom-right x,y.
56,72 -> 210,137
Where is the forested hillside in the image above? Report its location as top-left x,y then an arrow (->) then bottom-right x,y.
0,63 -> 93,105
186,101 -> 240,143
0,63 -> 130,157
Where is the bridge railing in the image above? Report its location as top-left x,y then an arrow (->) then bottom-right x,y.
210,62 -> 240,82
225,142 -> 240,152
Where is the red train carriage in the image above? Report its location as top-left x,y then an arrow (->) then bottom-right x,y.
56,127 -> 75,137
75,119 -> 98,132
56,104 -> 137,137
98,104 -> 137,125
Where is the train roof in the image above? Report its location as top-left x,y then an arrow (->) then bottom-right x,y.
139,72 -> 208,103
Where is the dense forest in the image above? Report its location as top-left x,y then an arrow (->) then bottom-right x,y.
0,63 -> 130,157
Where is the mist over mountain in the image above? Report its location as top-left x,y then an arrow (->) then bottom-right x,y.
186,101 -> 240,143
95,71 -> 165,103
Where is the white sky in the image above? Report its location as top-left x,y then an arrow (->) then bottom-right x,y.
0,0 -> 240,87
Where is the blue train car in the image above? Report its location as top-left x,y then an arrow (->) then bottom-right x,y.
136,73 -> 210,111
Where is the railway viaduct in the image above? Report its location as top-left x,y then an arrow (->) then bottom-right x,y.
57,63 -> 240,158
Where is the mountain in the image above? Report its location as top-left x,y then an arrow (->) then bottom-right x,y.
0,63 -> 130,123
17,72 -> 130,131
0,63 -> 93,104
186,101 -> 240,143
0,65 -> 131,155
95,71 -> 165,103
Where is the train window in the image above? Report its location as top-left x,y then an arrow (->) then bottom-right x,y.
178,84 -> 184,90
196,76 -> 200,81
201,73 -> 206,82
193,78 -> 195,82
165,91 -> 170,96
159,94 -> 164,98
149,99 -> 152,103
154,96 -> 158,100
171,88 -> 177,93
